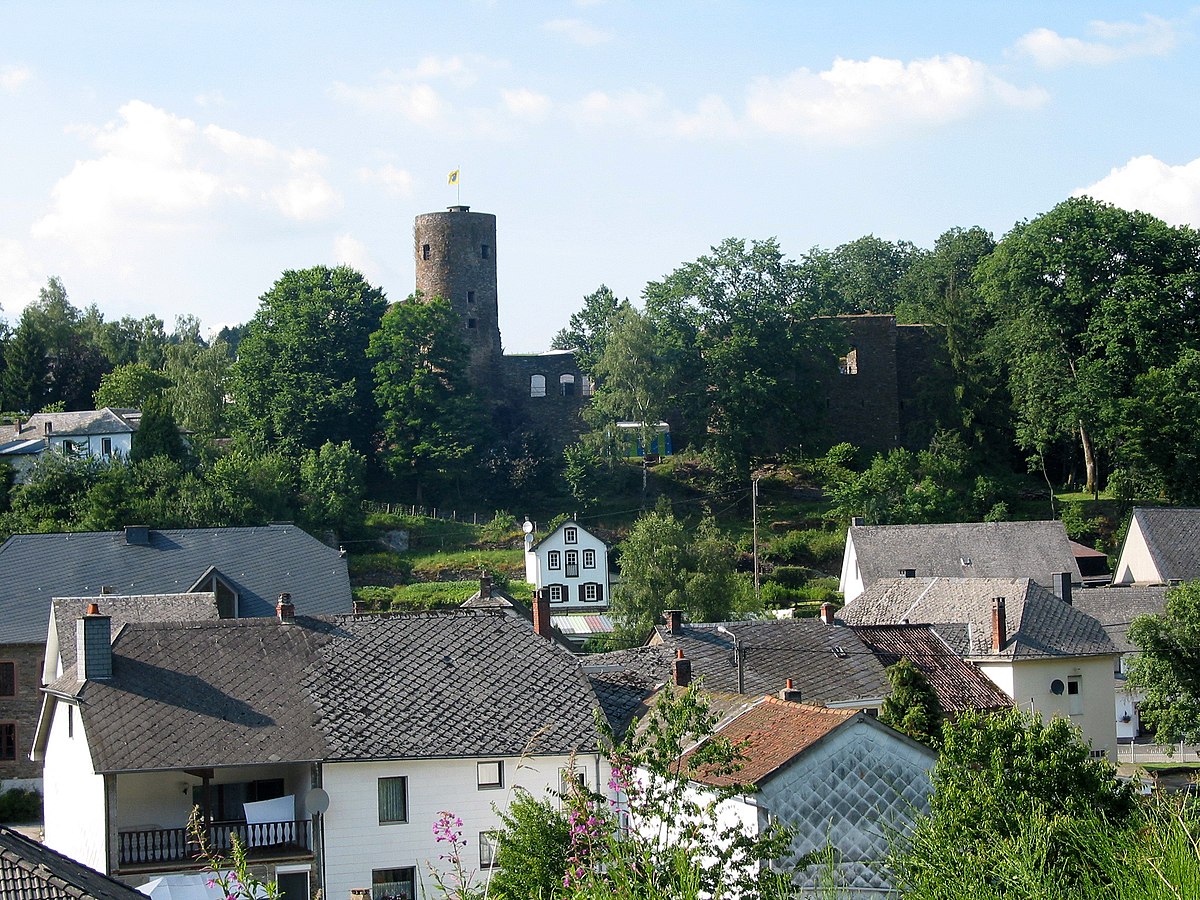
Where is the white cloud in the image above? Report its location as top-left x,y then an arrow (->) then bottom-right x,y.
333,234 -> 379,279
1075,155 -> 1200,228
739,54 -> 1045,140
359,164 -> 415,197
0,238 -> 43,314
1,64 -> 32,93
31,100 -> 341,260
1015,15 -> 1178,68
543,18 -> 613,46
331,78 -> 446,125
571,88 -> 666,126
194,90 -> 228,108
501,88 -> 551,122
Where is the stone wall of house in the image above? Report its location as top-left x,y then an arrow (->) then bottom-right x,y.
0,643 -> 46,786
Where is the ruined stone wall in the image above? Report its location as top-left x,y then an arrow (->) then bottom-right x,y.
497,352 -> 589,449
895,323 -> 947,448
825,315 -> 901,453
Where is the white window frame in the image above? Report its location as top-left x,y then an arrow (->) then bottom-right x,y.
477,760 -> 504,789
583,549 -> 596,569
564,527 -> 578,544
548,584 -> 566,603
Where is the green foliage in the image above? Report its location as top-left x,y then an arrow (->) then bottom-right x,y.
550,284 -> 628,373
233,265 -> 387,457
189,806 -> 280,900
0,788 -> 42,823
488,790 -> 573,900
763,529 -> 845,570
879,658 -> 943,748
93,363 -> 171,409
478,511 -> 519,544
1127,581 -> 1200,743
1118,348 -> 1200,503
299,440 -> 366,535
804,233 -> 920,315
162,337 -> 232,438
130,394 -> 187,464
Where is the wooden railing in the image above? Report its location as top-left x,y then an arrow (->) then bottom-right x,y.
117,819 -> 311,867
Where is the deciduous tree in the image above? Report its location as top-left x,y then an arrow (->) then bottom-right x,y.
1127,581 -> 1200,744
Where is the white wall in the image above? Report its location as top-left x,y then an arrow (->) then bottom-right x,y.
838,533 -> 864,603
42,702 -> 109,872
50,432 -> 132,459
322,753 -> 602,900
528,525 -> 610,610
1114,516 -> 1158,584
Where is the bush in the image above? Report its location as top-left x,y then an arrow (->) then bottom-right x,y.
479,510 -> 520,544
763,529 -> 845,570
0,788 -> 42,823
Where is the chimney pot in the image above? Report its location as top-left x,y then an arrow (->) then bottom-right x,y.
480,572 -> 492,596
86,602 -> 100,616
532,589 -> 552,640
819,602 -> 836,626
672,649 -> 692,687
665,609 -> 683,635
991,596 -> 1007,654
277,593 -> 295,624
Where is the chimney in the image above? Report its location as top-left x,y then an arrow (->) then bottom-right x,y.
479,572 -> 492,597
276,592 -> 295,624
123,525 -> 150,545
1052,572 -> 1073,606
850,516 -> 865,526
352,598 -> 368,616
665,609 -> 683,635
991,597 -> 1006,653
899,568 -> 916,578
532,589 -> 552,640
44,421 -> 52,436
779,678 -> 803,703
672,649 -> 692,687
77,603 -> 112,682
819,602 -> 836,626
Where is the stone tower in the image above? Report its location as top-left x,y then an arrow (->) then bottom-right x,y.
413,205 -> 503,390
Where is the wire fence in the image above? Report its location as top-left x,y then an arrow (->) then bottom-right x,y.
361,500 -> 508,527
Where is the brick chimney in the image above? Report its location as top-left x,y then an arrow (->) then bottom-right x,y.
664,609 -> 683,635
779,678 -> 803,703
277,592 -> 295,624
532,589 -> 552,640
672,649 -> 692,687
479,572 -> 492,597
1052,572 -> 1072,606
991,596 -> 1006,653
819,602 -> 836,626
352,598 -> 368,616
77,602 -> 112,682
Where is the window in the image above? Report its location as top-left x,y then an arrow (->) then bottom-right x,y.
481,244 -> 490,259
0,723 -> 15,761
480,831 -> 500,869
276,871 -> 310,900
62,440 -> 76,455
547,550 -> 561,570
1089,748 -> 1107,759
581,583 -> 602,603
199,778 -> 284,822
101,437 -> 112,457
477,760 -> 503,789
67,705 -> 73,738
372,867 -> 416,900
565,550 -> 579,578
530,375 -> 546,398
422,244 -> 431,260
560,374 -> 576,397
467,290 -> 475,304
564,527 -> 578,544
838,347 -> 858,375
583,549 -> 596,569
468,318 -> 477,329
0,662 -> 13,698
581,375 -> 594,397
559,767 -> 585,808
1068,676 -> 1083,715
378,776 -> 408,824
548,584 -> 565,603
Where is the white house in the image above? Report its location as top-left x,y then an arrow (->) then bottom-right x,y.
0,408 -> 140,461
841,576 -> 1121,759
1113,507 -> 1200,585
33,603 -> 605,899
524,519 -> 611,610
839,520 -> 1081,603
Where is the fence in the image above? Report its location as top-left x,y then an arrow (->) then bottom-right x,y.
361,501 -> 509,527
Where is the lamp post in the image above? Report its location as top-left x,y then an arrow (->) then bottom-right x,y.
716,625 -> 746,694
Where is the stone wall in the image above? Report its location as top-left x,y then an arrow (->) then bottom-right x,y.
497,352 -> 589,449
826,315 -> 901,453
0,643 -> 46,785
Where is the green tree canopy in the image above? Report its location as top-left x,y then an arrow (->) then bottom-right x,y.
1127,581 -> 1200,744
878,658 -> 944,748
130,395 -> 188,464
551,284 -> 628,373
94,363 -> 172,409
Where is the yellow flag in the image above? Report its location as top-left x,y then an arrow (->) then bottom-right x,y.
448,169 -> 460,185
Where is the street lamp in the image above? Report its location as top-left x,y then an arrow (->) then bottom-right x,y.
716,625 -> 746,694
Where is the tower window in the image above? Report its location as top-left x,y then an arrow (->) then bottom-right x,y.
481,244 -> 490,259
560,374 -> 576,397
468,318 -> 477,329
422,243 -> 431,260
531,375 -> 546,398
467,290 -> 475,304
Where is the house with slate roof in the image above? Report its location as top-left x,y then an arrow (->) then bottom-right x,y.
1073,585 -> 1170,740
33,605 -> 604,900
0,409 -> 142,480
524,519 -> 611,610
0,523 -> 350,789
1113,507 -> 1200,584
677,696 -> 936,899
839,520 -> 1081,602
841,577 -> 1120,758
0,824 -> 145,900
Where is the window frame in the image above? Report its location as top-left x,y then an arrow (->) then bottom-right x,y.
377,776 -> 409,825
371,866 -> 416,900
581,583 -> 601,603
479,831 -> 500,869
564,527 -> 578,544
0,722 -> 16,761
0,661 -> 14,698
530,374 -> 547,398
547,550 -> 561,570
477,760 -> 504,790
422,244 -> 431,260
1067,675 -> 1083,716
548,584 -> 566,603
582,549 -> 596,569
565,550 -> 579,578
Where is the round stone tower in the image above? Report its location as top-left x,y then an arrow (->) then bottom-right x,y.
413,205 -> 503,391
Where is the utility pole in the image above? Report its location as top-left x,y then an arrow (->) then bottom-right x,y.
752,476 -> 760,601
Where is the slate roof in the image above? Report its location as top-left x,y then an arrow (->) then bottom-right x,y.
841,577 -> 1117,661
0,524 -> 350,644
1071,586 -> 1169,654
0,438 -> 46,456
848,521 -> 1081,588
22,408 -> 138,438
1127,507 -> 1200,582
0,824 -> 145,899
583,645 -> 675,739
850,624 -> 1013,712
44,610 -> 602,773
681,698 -> 858,788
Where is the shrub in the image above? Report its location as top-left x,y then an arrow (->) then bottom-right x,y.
0,788 -> 42,823
763,529 -> 845,570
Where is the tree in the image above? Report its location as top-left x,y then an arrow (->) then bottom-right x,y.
3,317 -> 47,412
299,440 -> 366,536
163,338 -> 232,438
805,234 -> 920,315
1127,581 -> 1200,744
878,659 -> 943,748
978,197 -> 1200,494
1118,350 -> 1200,504
94,363 -> 172,409
891,707 -> 1137,897
487,790 -> 572,900
369,296 -> 481,502
551,284 -> 627,373
130,395 -> 187,464
232,266 -> 387,456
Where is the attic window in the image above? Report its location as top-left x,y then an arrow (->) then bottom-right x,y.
832,646 -> 848,659
960,557 -> 973,566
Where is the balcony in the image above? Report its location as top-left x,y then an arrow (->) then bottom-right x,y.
116,819 -> 312,871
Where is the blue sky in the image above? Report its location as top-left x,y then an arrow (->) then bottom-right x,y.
2,2 -> 1198,350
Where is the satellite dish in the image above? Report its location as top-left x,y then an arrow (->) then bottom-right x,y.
1050,679 -> 1065,696
522,520 -> 534,534
304,787 -> 330,815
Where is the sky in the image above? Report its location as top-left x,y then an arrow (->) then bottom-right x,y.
2,2 -> 1199,352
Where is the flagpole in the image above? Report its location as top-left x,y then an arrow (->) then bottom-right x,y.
457,164 -> 461,204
